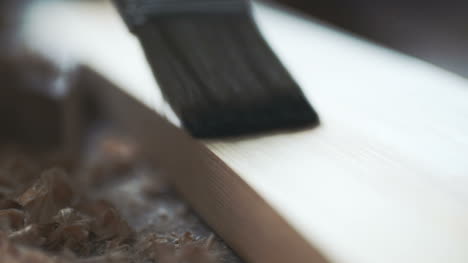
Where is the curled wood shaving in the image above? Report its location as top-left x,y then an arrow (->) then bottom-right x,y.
0,146 -> 227,263
17,168 -> 73,224
0,208 -> 25,231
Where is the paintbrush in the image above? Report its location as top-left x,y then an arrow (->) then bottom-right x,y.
112,0 -> 319,138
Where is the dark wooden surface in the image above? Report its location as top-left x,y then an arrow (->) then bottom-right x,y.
0,56 -> 84,155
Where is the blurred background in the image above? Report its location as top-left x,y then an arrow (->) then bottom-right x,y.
277,0 -> 468,78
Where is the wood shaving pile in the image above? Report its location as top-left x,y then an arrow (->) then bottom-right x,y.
0,137 -> 242,263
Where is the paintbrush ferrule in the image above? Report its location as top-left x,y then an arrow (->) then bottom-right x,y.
114,0 -> 249,29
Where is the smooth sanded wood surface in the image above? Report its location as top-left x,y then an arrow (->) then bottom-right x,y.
24,1 -> 468,263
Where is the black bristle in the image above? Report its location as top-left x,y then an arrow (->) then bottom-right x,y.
115,0 -> 320,138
